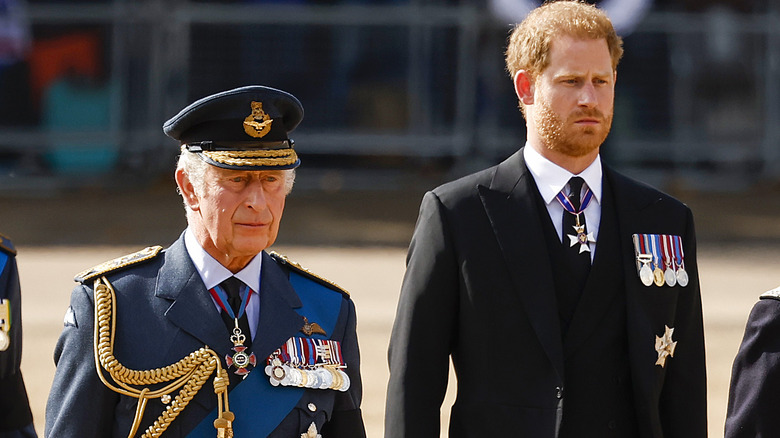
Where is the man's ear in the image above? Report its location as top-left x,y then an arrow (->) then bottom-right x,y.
175,167 -> 200,211
514,70 -> 535,105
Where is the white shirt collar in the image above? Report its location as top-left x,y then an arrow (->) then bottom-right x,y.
523,145 -> 603,204
183,228 -> 262,292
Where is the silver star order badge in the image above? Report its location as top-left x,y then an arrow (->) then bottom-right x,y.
568,224 -> 596,254
655,325 -> 677,367
301,422 -> 322,438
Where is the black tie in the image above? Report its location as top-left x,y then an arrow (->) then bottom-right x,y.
559,177 -> 591,326
219,276 -> 252,350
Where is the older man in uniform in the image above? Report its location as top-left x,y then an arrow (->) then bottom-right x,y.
385,2 -> 707,437
45,86 -> 366,437
1,234 -> 37,438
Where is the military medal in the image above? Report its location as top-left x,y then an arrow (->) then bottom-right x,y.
633,235 -> 654,287
225,320 -> 257,376
673,235 -> 689,287
210,282 -> 256,375
0,299 -> 10,352
556,185 -> 596,254
265,337 -> 351,391
655,325 -> 677,367
637,254 -> 654,287
649,235 -> 665,287
634,234 -> 689,288
661,235 -> 677,287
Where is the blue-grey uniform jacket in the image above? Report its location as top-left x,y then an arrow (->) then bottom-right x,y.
45,236 -> 365,437
0,234 -> 37,438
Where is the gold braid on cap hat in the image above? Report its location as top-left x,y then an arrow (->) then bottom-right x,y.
202,148 -> 298,167
92,277 -> 234,438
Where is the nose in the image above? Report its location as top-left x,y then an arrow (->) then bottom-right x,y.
244,181 -> 267,210
578,83 -> 597,108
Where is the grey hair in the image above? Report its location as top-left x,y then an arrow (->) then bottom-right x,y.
176,150 -> 296,202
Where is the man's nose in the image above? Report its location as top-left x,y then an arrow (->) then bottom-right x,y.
578,84 -> 597,107
244,183 -> 267,209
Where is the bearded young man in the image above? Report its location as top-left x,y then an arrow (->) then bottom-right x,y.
385,2 -> 707,437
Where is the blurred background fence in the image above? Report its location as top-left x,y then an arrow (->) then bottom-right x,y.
1,0 -> 779,196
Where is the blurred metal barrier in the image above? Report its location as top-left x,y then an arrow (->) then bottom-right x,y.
0,1 -> 778,192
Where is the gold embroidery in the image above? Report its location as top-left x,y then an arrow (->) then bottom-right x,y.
301,317 -> 327,336
75,246 -> 163,282
202,148 -> 298,167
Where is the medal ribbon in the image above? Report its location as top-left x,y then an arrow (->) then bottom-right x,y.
209,282 -> 251,320
637,234 -> 647,256
555,185 -> 594,216
641,234 -> 654,270
653,234 -> 665,271
661,235 -> 674,270
651,234 -> 663,271
673,235 -> 685,268
271,338 -> 345,367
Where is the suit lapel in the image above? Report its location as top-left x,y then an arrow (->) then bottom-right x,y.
478,149 -> 564,378
251,252 -> 306,362
156,238 -> 232,357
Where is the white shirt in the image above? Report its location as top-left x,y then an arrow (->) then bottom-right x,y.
523,145 -> 603,261
184,228 -> 261,340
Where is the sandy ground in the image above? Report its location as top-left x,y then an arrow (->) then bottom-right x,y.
14,242 -> 779,438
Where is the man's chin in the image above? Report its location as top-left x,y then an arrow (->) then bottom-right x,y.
550,141 -> 601,158
231,237 -> 273,256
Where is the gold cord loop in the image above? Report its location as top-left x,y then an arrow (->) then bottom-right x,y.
92,277 -> 233,437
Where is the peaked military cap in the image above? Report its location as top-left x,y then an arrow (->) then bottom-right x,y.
163,85 -> 303,170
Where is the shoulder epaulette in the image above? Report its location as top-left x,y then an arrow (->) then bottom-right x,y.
0,233 -> 16,256
760,287 -> 780,301
75,246 -> 163,283
270,251 -> 350,296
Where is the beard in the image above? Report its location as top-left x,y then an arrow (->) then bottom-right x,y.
535,101 -> 613,157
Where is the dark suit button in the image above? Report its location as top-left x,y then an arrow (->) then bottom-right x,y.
608,420 -> 617,430
555,387 -> 563,399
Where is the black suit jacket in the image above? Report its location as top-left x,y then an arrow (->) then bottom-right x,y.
45,236 -> 365,437
385,149 -> 706,438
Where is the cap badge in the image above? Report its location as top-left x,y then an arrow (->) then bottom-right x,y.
243,101 -> 273,138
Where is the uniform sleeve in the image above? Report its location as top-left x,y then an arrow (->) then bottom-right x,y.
0,252 -> 35,434
44,284 -> 119,437
321,297 -> 366,438
658,207 -> 708,438
724,298 -> 780,438
385,191 -> 459,438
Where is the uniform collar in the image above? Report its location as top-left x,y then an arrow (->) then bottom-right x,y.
183,228 -> 262,292
523,144 -> 603,205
